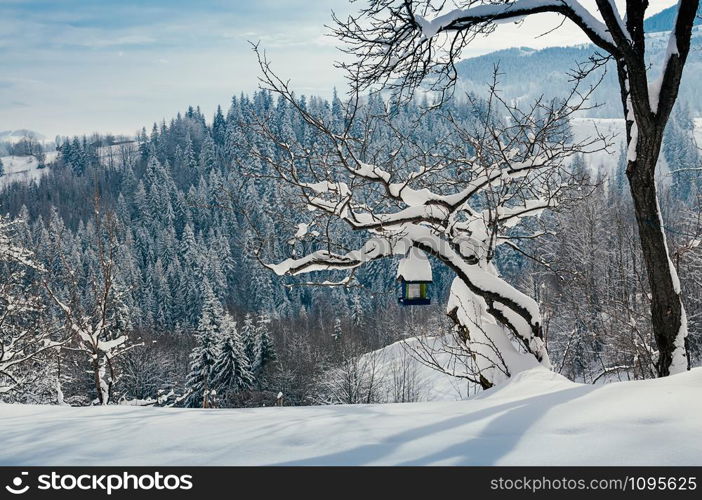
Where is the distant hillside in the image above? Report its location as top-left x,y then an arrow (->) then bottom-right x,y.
644,4 -> 702,33
455,29 -> 702,117
0,130 -> 46,143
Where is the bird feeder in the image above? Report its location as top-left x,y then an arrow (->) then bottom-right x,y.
397,248 -> 432,306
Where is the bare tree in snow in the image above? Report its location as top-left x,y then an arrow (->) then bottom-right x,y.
315,344 -> 385,404
45,203 -> 140,405
332,0 -> 699,377
250,52 -> 606,388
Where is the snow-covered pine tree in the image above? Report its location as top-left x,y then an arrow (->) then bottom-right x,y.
185,281 -> 223,408
212,105 -> 227,146
199,134 -> 217,176
351,294 -> 364,329
184,133 -> 197,170
211,314 -> 253,404
241,312 -> 257,368
178,223 -> 204,326
253,313 -> 276,375
664,104 -> 700,200
332,318 -> 342,342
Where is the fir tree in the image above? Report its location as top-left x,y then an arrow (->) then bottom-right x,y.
212,105 -> 227,146
253,313 -> 276,374
332,318 -> 342,341
241,313 -> 257,368
211,314 -> 253,402
351,294 -> 364,328
199,135 -> 217,175
184,282 -> 223,408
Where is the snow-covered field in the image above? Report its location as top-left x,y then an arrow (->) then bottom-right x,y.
1,367 -> 700,466
0,153 -> 58,189
359,337 -> 475,401
96,141 -> 139,169
570,117 -> 626,173
570,117 -> 680,181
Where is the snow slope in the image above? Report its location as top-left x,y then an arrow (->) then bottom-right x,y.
0,130 -> 47,145
1,367 -> 700,466
359,337 -> 475,402
0,153 -> 58,190
570,117 -> 626,174
570,117 -> 679,182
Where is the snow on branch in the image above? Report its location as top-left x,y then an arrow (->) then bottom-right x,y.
415,0 -> 613,45
248,54 -> 608,385
0,216 -> 63,394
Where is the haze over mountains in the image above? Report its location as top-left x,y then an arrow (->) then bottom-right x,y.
0,130 -> 46,144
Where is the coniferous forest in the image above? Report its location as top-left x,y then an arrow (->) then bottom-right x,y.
2,89 -> 701,406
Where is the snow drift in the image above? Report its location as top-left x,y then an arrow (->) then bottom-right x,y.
1,367 -> 700,466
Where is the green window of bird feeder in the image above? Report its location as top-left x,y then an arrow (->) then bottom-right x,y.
397,248 -> 432,306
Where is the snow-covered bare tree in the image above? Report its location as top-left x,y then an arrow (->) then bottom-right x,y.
250,53 -> 606,388
315,347 -> 384,404
332,0 -> 700,377
0,216 -> 62,395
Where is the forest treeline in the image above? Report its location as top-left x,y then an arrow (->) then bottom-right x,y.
0,90 -> 700,406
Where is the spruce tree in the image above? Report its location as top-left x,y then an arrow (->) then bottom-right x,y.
241,313 -> 257,369
351,294 -> 364,328
212,105 -> 227,146
211,314 -> 253,403
332,318 -> 342,341
253,313 -> 276,374
184,282 -> 223,408
199,135 -> 217,175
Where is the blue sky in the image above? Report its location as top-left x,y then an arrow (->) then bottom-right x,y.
0,0 -> 677,138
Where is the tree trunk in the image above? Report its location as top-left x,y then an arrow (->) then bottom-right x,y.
626,133 -> 689,377
93,356 -> 105,405
447,306 -> 494,390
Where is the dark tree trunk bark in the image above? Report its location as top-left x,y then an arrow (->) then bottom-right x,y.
447,307 -> 494,390
626,132 -> 687,377
614,0 -> 697,375
93,356 -> 104,405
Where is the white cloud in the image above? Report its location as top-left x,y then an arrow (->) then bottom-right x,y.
0,0 -> 682,137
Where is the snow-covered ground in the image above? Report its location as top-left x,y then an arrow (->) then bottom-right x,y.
0,142 -> 137,191
96,141 -> 139,169
360,337 -> 475,401
0,153 -> 58,190
570,117 -> 626,173
1,366 -> 700,466
0,130 -> 47,145
570,117 -> 680,183
693,117 -> 702,146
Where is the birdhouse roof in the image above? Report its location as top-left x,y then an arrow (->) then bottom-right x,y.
397,248 -> 433,282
